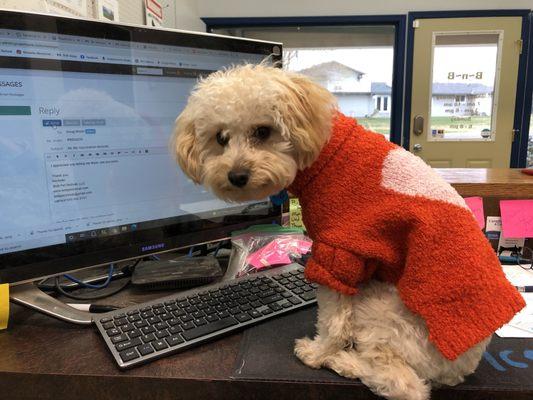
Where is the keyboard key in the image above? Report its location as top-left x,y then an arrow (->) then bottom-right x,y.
261,308 -> 273,315
111,333 -> 129,344
160,313 -> 172,321
229,306 -> 241,315
218,310 -> 230,318
281,302 -> 292,309
127,314 -> 141,323
288,296 -> 303,305
206,314 -> 219,323
293,288 -> 304,295
114,317 -> 128,326
181,317 -> 238,341
147,316 -> 161,325
141,333 -> 156,343
119,348 -> 139,362
300,291 -> 317,301
261,294 -> 283,305
166,335 -> 184,347
134,320 -> 148,329
151,340 -> 168,351
258,289 -> 276,299
106,328 -> 120,337
169,325 -> 183,335
239,304 -> 252,311
140,306 -> 151,312
168,318 -> 181,326
235,313 -> 252,323
173,309 -> 186,317
102,322 -> 115,330
153,308 -> 165,315
180,315 -> 193,323
152,303 -> 164,309
192,311 -> 205,318
155,329 -> 169,339
269,303 -> 282,312
141,325 -> 156,334
141,311 -> 154,318
115,338 -> 142,352
282,292 -> 292,298
128,329 -> 142,339
121,323 -> 135,332
154,322 -> 168,330
137,343 -> 155,356
100,317 -> 112,323
248,310 -> 262,319
181,321 -> 195,330
194,318 -> 207,326
165,304 -> 179,312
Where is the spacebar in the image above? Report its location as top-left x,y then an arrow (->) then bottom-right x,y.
181,317 -> 239,341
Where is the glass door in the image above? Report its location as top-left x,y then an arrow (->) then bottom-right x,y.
409,17 -> 524,167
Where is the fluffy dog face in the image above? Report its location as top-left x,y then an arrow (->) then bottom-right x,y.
171,64 -> 337,202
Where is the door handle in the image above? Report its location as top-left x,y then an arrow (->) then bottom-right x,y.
413,144 -> 422,152
413,115 -> 424,136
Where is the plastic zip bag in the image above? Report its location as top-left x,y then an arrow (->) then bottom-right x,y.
226,225 -> 312,279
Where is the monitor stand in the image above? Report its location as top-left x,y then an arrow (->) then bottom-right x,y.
10,282 -> 95,325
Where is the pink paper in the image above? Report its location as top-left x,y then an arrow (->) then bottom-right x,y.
500,200 -> 533,238
464,197 -> 485,229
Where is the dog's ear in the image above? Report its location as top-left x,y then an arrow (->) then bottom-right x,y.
276,72 -> 337,169
171,112 -> 202,184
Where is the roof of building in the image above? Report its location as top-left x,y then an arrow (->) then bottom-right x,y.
370,82 -> 392,95
432,83 -> 493,95
297,61 -> 365,82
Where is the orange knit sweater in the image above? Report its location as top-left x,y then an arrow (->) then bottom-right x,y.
288,113 -> 525,360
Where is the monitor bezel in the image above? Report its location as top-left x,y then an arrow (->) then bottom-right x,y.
0,10 -> 283,285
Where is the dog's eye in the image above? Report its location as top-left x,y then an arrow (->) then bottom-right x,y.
253,126 -> 271,141
216,131 -> 229,146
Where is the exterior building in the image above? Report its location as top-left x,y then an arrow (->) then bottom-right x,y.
297,61 -> 492,119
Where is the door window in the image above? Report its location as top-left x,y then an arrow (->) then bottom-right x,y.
428,32 -> 501,141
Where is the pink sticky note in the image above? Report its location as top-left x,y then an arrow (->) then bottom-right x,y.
464,197 -> 485,229
500,200 -> 533,238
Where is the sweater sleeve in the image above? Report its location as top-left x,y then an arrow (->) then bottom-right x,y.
304,241 -> 375,295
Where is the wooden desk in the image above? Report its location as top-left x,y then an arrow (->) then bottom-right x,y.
436,168 -> 532,198
1,168 -> 532,399
1,286 -> 532,400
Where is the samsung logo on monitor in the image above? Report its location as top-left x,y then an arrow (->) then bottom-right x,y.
141,243 -> 165,252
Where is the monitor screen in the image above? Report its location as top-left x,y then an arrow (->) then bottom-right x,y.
0,11 -> 282,284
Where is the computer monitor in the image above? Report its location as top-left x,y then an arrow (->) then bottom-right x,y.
0,10 -> 282,286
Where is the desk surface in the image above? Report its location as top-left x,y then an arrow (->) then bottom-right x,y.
1,284 -> 532,400
436,168 -> 533,197
2,168 -> 533,399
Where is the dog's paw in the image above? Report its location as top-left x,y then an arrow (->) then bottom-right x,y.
294,337 -> 323,369
380,375 -> 431,400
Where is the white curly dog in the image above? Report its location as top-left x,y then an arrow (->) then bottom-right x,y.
171,64 -> 491,400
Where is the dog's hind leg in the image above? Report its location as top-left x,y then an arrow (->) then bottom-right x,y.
294,286 -> 355,369
323,348 -> 430,400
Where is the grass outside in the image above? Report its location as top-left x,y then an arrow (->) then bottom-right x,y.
357,117 -> 390,138
355,116 -> 492,139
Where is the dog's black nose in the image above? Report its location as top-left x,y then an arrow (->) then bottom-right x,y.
228,170 -> 249,187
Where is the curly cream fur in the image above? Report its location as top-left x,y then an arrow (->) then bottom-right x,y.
171,64 -> 490,399
171,64 -> 336,202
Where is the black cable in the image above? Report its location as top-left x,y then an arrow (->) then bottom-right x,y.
54,275 -> 131,300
